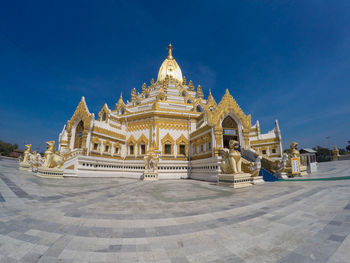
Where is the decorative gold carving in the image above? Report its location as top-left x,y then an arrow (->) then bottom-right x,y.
156,86 -> 167,101
161,133 -> 175,155
158,120 -> 188,131
137,133 -> 149,155
126,121 -> 151,132
250,138 -> 280,145
126,135 -> 137,156
66,97 -> 93,149
98,104 -> 110,123
190,125 -> 211,138
115,92 -> 128,114
109,123 -> 121,130
91,137 -> 101,152
196,85 -> 204,98
188,80 -> 195,91
191,152 -> 212,160
92,127 -> 126,140
204,90 -> 217,114
176,134 -> 188,156
208,89 -> 251,134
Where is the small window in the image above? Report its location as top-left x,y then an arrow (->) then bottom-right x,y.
141,144 -> 146,155
207,142 -> 211,150
129,145 -> 134,155
135,100 -> 139,105
144,93 -> 149,98
102,112 -> 106,121
105,145 -> 109,152
115,147 -> 119,154
164,144 -> 171,155
187,99 -> 192,104
193,145 -> 196,154
179,145 -> 186,155
262,150 -> 267,154
196,104 -> 203,112
200,145 -> 204,152
182,91 -> 187,97
272,149 -> 276,153
119,107 -> 124,115
93,143 -> 98,150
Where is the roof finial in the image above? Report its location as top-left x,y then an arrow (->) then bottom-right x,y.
167,43 -> 173,59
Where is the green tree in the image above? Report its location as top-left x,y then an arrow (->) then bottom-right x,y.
0,140 -> 19,156
313,146 -> 332,162
346,141 -> 350,152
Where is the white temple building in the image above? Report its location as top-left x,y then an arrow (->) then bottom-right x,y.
57,44 -> 283,180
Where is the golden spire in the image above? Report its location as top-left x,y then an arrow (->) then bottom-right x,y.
117,91 -> 124,105
157,43 -> 183,82
167,43 -> 173,59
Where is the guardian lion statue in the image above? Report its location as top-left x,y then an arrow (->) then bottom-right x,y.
219,140 -> 243,174
286,142 -> 300,158
42,141 -> 65,169
22,144 -> 32,164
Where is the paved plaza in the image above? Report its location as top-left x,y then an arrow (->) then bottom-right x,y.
1,159 -> 350,262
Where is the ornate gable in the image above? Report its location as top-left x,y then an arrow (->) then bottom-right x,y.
137,133 -> 149,145
208,89 -> 251,130
127,135 -> 137,145
176,134 -> 188,145
115,92 -> 127,115
98,104 -> 110,122
67,96 -> 93,133
161,133 -> 175,145
204,89 -> 217,112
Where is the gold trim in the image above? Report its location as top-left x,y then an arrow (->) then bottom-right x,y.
191,152 -> 212,160
190,125 -> 211,138
92,127 -> 126,140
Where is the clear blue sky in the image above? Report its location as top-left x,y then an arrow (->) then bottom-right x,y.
0,0 -> 349,152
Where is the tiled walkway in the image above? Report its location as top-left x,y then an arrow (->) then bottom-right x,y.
0,159 -> 350,262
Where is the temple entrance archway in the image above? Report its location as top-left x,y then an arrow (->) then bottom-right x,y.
222,116 -> 239,149
73,120 -> 84,149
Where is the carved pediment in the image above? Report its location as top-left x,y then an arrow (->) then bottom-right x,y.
207,89 -> 251,130
67,97 -> 93,133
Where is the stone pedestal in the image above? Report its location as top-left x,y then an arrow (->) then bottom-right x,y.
300,165 -> 308,176
37,167 -> 63,179
251,176 -> 265,184
218,173 -> 252,188
19,162 -> 31,171
142,171 -> 158,181
276,172 -> 289,179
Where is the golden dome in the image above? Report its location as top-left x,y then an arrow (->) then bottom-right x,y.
157,43 -> 183,82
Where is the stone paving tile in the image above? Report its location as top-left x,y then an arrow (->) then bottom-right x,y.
1,159 -> 350,262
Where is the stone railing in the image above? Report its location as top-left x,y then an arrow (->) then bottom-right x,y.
64,148 -> 87,161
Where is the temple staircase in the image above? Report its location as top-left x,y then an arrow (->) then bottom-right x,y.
242,147 -> 280,181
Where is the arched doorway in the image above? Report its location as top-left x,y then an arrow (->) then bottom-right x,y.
222,116 -> 239,149
74,120 -> 84,149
